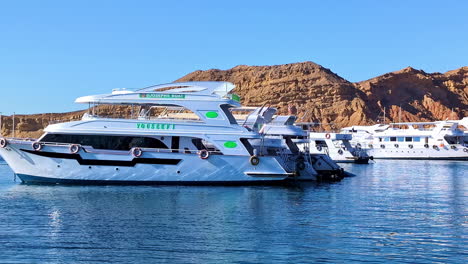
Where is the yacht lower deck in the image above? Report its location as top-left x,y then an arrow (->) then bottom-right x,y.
0,139 -> 294,185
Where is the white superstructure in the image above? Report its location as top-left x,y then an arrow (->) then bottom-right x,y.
0,82 -> 314,184
341,118 -> 468,160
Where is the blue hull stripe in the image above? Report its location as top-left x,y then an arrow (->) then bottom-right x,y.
16,174 -> 290,186
372,157 -> 468,160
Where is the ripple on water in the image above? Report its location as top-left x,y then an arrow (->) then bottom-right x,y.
0,160 -> 466,263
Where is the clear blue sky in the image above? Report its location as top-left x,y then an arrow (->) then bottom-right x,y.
1,0 -> 467,114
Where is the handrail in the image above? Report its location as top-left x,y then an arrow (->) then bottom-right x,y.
6,139 -> 225,155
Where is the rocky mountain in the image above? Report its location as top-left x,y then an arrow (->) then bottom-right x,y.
1,62 -> 467,138
176,62 -> 467,127
357,66 -> 467,123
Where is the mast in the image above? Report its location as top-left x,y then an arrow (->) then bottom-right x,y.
383,107 -> 386,124
398,104 -> 401,128
12,112 -> 15,138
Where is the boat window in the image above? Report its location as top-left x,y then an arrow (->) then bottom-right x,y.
191,138 -> 205,150
384,137 -> 390,142
220,104 -> 238,125
152,106 -> 201,121
171,136 -> 180,153
405,137 -> 412,142
413,137 -> 421,142
190,138 -> 221,153
284,136 -> 299,154
240,138 -> 254,156
390,137 -> 397,142
40,134 -> 168,150
444,136 -> 458,144
315,140 -> 328,147
397,137 -> 404,142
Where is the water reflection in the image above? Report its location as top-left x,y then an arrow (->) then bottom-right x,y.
0,160 -> 466,263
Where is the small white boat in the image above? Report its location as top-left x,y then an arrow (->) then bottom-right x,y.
300,132 -> 371,164
234,107 -> 345,181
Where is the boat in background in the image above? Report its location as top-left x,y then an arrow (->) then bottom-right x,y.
341,118 -> 468,160
298,132 -> 371,164
234,107 -> 345,181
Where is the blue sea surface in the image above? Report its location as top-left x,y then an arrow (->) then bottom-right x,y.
0,159 -> 466,263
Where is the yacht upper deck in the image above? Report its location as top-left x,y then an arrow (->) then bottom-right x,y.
76,81 -> 240,106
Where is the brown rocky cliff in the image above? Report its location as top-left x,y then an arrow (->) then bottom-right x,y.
1,62 -> 467,138
356,66 -> 468,122
176,62 -> 373,129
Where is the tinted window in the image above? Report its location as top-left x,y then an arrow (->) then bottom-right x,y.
397,137 -> 404,142
390,137 -> 397,142
220,104 -> 238,125
413,137 -> 420,142
405,137 -> 412,142
41,134 -> 168,150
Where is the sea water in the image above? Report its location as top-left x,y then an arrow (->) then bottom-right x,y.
0,159 -> 466,263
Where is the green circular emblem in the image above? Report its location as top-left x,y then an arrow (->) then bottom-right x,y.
224,141 -> 237,148
205,111 -> 219,118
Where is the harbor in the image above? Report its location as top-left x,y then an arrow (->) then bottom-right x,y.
0,81 -> 466,262
0,81 -> 466,185
1,1 -> 467,262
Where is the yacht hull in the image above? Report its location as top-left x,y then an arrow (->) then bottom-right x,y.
0,140 -> 291,185
367,146 -> 468,160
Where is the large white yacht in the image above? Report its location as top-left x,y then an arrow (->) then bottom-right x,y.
0,82 -> 315,184
341,118 -> 468,160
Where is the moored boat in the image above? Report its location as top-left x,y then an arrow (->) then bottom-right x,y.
341,118 -> 468,160
0,82 -> 306,185
234,107 -> 345,181
299,132 -> 372,164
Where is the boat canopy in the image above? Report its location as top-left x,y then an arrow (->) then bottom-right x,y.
75,81 -> 240,107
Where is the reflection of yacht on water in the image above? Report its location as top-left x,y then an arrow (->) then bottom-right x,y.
0,82 -> 321,185
341,118 -> 468,160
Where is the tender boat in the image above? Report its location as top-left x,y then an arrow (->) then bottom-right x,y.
234,107 -> 345,181
341,118 -> 468,160
0,82 -> 309,185
298,131 -> 371,164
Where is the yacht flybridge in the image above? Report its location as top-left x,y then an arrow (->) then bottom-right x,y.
0,82 -> 316,185
342,118 -> 468,160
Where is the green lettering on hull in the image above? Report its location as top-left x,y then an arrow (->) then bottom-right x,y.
136,123 -> 176,130
139,93 -> 185,99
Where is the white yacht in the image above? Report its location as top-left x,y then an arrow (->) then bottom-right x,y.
234,107 -> 345,181
342,118 -> 468,160
300,132 -> 371,164
0,82 -> 311,184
